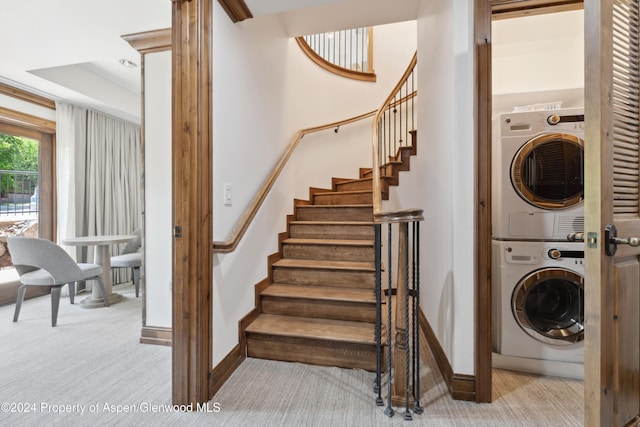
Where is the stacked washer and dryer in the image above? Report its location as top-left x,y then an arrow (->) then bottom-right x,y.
491,107 -> 586,380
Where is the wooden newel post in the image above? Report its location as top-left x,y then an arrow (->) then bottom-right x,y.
392,221 -> 412,408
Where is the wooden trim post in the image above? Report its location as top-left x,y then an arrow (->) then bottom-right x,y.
171,0 -> 213,405
474,0 -> 492,404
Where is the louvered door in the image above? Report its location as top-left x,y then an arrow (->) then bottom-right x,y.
585,0 -> 640,425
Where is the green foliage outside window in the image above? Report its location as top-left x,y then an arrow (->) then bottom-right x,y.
0,133 -> 39,196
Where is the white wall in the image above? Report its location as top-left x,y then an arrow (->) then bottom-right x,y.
399,0 -> 475,376
492,9 -> 584,115
143,50 -> 172,328
211,4 -> 416,364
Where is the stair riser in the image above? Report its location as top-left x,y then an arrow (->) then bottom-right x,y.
313,192 -> 373,205
272,268 -> 375,288
246,335 -> 378,371
295,207 -> 373,222
262,297 -> 376,322
289,224 -> 374,240
282,243 -> 373,262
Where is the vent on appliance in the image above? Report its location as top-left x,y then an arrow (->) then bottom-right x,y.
556,216 -> 585,234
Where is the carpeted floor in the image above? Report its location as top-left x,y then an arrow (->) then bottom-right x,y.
0,284 -> 584,426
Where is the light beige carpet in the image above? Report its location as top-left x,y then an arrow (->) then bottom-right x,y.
0,284 -> 583,426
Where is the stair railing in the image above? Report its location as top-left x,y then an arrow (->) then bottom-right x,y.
296,27 -> 376,82
371,52 -> 424,420
212,109 -> 376,253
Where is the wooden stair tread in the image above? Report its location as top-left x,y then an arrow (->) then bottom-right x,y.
313,189 -> 372,196
290,220 -> 374,225
273,258 -> 374,271
283,238 -> 374,246
246,314 -> 375,344
338,177 -> 372,184
263,283 -> 376,303
297,204 -> 373,208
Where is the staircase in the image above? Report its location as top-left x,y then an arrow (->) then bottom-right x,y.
242,131 -> 416,371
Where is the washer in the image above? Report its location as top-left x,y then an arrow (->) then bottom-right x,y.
492,107 -> 585,241
492,240 -> 585,379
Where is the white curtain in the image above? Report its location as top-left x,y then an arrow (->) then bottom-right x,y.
55,102 -> 88,258
56,102 -> 142,283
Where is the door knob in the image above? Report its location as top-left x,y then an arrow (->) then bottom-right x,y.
605,224 -> 640,256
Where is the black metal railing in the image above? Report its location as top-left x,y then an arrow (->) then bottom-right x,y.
376,66 -> 416,173
0,170 -> 38,216
370,52 -> 422,419
374,210 -> 424,420
303,27 -> 372,72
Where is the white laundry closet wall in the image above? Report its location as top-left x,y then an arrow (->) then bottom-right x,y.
492,9 -> 584,116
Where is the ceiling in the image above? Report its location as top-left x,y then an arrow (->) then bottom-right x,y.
0,0 -> 420,124
0,0 -> 171,123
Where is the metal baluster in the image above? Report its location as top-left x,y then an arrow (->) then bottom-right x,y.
392,96 -> 397,158
399,84 -> 403,144
413,221 -> 423,414
361,27 -> 364,71
374,224 -> 383,405
384,223 -> 395,418
378,122 -> 382,172
382,114 -> 387,169
412,70 -> 415,132
388,103 -> 392,163
403,222 -> 412,421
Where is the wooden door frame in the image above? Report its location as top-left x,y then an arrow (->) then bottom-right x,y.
171,0 -> 213,405
475,0 -> 586,404
170,0 -> 591,408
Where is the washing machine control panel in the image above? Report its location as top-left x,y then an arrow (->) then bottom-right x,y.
547,248 -> 584,260
502,244 -> 585,265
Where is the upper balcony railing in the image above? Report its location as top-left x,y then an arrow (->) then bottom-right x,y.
296,27 -> 376,82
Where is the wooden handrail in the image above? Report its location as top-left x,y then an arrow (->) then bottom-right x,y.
371,52 -> 418,219
214,53 -> 420,253
212,109 -> 377,253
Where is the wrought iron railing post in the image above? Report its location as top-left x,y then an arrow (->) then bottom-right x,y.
413,220 -> 423,414
372,210 -> 423,420
384,223 -> 395,418
374,223 -> 383,406
401,221 -> 412,421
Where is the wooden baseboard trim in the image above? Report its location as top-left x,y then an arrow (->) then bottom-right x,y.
210,344 -> 244,398
140,325 -> 172,346
419,309 -> 476,401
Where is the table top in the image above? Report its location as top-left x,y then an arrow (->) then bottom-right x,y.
62,234 -> 136,246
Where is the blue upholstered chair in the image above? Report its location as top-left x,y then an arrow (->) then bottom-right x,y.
7,236 -> 109,327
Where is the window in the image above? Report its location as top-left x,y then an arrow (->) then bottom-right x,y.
0,121 -> 55,305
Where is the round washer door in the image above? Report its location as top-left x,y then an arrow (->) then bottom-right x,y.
512,267 -> 584,345
511,132 -> 584,210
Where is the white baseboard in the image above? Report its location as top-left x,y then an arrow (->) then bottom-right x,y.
492,352 -> 584,380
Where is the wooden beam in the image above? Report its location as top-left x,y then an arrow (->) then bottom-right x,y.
0,82 -> 55,110
217,0 -> 253,23
490,0 -> 583,20
0,106 -> 55,134
171,0 -> 213,406
122,28 -> 172,54
474,0 -> 493,404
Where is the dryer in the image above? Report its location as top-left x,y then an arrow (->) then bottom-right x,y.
492,108 -> 585,241
492,240 -> 584,379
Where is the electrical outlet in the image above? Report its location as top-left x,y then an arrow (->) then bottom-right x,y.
224,183 -> 232,206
